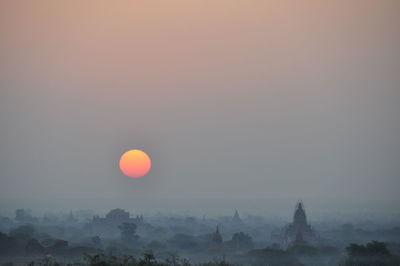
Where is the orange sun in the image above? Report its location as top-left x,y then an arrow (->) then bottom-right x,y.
119,149 -> 151,178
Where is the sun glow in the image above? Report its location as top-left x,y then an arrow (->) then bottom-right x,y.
119,149 -> 151,178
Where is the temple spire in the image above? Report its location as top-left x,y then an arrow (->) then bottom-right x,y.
233,210 -> 241,222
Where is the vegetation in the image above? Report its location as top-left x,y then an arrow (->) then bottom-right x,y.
119,223 -> 139,245
1,208 -> 400,266
340,241 -> 400,266
21,252 -> 237,266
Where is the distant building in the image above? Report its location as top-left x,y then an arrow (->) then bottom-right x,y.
15,209 -> 38,223
66,211 -> 77,223
232,210 -> 242,223
92,209 -> 143,225
291,231 -> 308,246
284,202 -> 315,246
90,209 -> 143,235
231,210 -> 243,228
210,226 -> 223,250
228,232 -> 254,250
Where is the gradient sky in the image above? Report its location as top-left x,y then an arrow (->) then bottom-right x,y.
0,1 -> 399,214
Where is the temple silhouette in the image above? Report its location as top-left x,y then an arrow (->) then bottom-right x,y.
89,208 -> 143,236
270,201 -> 317,247
284,201 -> 316,246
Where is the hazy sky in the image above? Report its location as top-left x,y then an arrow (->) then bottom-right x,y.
0,1 -> 399,214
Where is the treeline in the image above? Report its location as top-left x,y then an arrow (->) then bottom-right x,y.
1,224 -> 400,266
2,242 -> 399,266
0,225 -> 100,257
339,241 -> 400,266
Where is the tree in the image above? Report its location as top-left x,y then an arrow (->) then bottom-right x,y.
343,241 -> 399,266
0,232 -> 18,255
138,250 -> 158,266
15,209 -> 37,223
168,234 -> 197,250
25,239 -> 45,254
118,223 -> 139,245
147,240 -> 166,250
91,236 -> 102,248
366,241 -> 391,256
9,225 -> 35,239
230,232 -> 254,250
346,241 -> 390,257
84,253 -> 137,266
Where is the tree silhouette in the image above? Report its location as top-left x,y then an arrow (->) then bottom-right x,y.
118,223 -> 139,245
346,241 -> 390,257
343,241 -> 399,266
230,232 -> 254,250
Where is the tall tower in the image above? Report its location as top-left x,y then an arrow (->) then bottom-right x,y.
284,201 -> 315,246
232,210 -> 241,223
293,202 -> 307,227
210,225 -> 223,250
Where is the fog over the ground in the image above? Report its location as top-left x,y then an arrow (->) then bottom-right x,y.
0,1 -> 399,214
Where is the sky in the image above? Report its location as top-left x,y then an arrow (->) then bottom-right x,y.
0,1 -> 399,215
